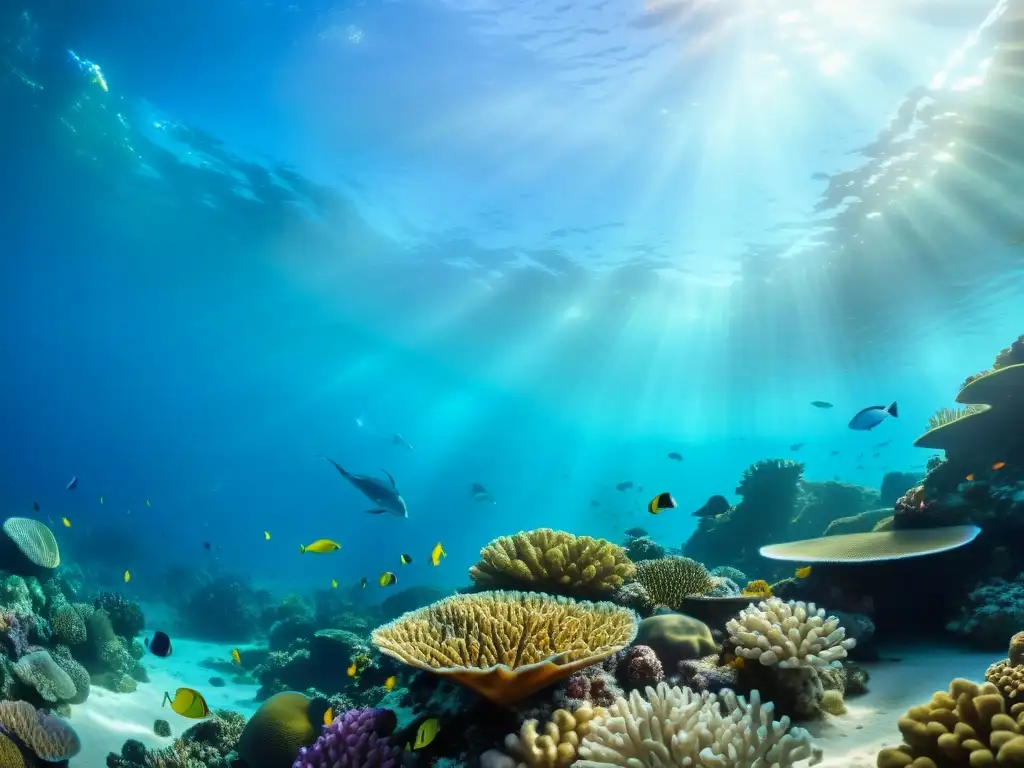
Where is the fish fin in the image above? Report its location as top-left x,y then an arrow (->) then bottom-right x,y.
299,544 -> 306,554
364,508 -> 388,514
381,468 -> 397,488
319,455 -> 349,477
887,401 -> 899,418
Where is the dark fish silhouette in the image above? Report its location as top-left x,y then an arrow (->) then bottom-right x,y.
590,499 -> 600,507
208,677 -> 226,688
392,433 -> 413,450
321,456 -> 409,518
32,502 -> 39,512
874,439 -> 893,448
624,527 -> 647,538
203,541 -> 211,551
810,401 -> 834,409
790,443 -> 805,452
66,476 -> 78,490
616,481 -> 634,491
667,452 -> 683,461
146,631 -> 172,658
829,450 -> 840,456
848,402 -> 898,431
470,482 -> 495,504
693,495 -> 730,518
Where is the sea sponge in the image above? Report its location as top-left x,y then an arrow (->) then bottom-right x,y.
2,518 -> 60,569
576,682 -> 822,767
293,707 -> 401,768
50,603 -> 87,645
633,557 -> 714,609
371,590 -> 638,706
742,579 -> 773,598
759,526 -> 981,563
236,692 -> 324,768
0,699 -> 81,761
469,529 -> 635,596
13,649 -> 77,702
0,732 -> 25,768
820,689 -> 846,715
726,598 -> 855,668
634,613 -> 716,664
876,679 -> 1024,768
481,706 -> 603,768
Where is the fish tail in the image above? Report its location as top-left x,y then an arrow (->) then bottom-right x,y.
299,544 -> 306,554
887,401 -> 899,418
161,692 -> 170,708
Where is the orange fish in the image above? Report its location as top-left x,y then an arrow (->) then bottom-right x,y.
966,473 -> 975,481
993,461 -> 1006,471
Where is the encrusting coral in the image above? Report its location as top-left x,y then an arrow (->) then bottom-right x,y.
481,706 -> 603,768
633,557 -> 714,609
469,529 -> 635,596
985,633 -> 1024,701
876,678 -> 1024,767
371,590 -> 638,706
726,598 -> 855,668
575,682 -> 823,767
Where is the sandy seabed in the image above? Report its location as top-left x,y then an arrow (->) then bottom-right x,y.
64,639 -> 995,767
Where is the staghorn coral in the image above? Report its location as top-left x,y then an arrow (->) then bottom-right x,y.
50,603 -> 86,645
481,706 -> 603,768
293,707 -> 401,768
13,650 -> 76,702
469,529 -> 635,596
633,557 -> 714,609
371,590 -> 638,706
726,598 -> 855,668
876,679 -> 1024,768
0,699 -> 80,761
575,682 -> 822,767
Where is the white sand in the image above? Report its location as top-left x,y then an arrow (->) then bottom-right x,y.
67,637 -> 261,767
63,640 -> 995,767
810,645 -> 996,768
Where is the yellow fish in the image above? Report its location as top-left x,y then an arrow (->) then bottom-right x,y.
331,579 -> 338,589
379,571 -> 397,587
323,706 -> 334,726
264,531 -> 271,541
62,517 -> 71,528
347,662 -> 359,678
231,648 -> 241,665
124,570 -> 131,583
431,542 -> 446,567
384,675 -> 397,692
794,566 -> 812,579
162,687 -> 209,719
406,718 -> 440,751
399,553 -> 412,566
300,539 -> 341,555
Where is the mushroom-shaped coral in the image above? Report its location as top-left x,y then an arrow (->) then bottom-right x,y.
758,526 -> 981,563
469,529 -> 635,596
0,699 -> 81,761
481,706 -> 603,768
876,679 -> 1024,767
633,557 -> 714,610
726,598 -> 855,668
370,590 -> 638,706
2,517 -> 60,571
293,707 -> 401,768
576,682 -> 822,767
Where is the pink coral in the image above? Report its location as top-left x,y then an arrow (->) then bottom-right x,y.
621,645 -> 664,689
553,664 -> 622,710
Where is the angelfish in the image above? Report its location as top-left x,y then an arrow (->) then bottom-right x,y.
321,456 -> 408,518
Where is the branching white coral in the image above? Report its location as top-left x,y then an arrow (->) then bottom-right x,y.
575,682 -> 823,768
726,598 -> 855,669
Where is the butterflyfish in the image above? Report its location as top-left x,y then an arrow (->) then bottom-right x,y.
264,531 -> 271,540
384,675 -> 397,691
146,631 -> 172,658
300,539 -> 341,554
648,492 -> 676,515
124,570 -> 131,583
62,517 -> 71,528
162,687 -> 209,719
331,579 -> 338,589
431,542 -> 446,567
794,566 -> 812,579
379,571 -> 397,587
231,648 -> 241,665
399,553 -> 412,565
360,577 -> 368,589
406,718 -> 440,751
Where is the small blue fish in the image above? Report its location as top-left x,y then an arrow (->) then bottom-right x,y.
848,402 -> 898,431
810,401 -> 834,409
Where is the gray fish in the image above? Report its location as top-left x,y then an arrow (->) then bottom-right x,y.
810,401 -> 834,409
848,402 -> 898,431
392,433 -> 413,450
320,456 -> 409,518
470,482 -> 495,504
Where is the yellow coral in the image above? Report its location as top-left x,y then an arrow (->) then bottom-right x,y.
483,706 -> 603,768
371,590 -> 638,706
820,690 -> 846,715
741,579 -> 772,598
875,679 -> 1024,768
235,692 -> 321,768
469,529 -> 635,596
634,557 -> 714,609
0,732 -> 25,768
987,660 -> 1024,700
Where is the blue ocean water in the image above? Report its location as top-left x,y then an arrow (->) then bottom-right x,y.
0,0 -> 1022,606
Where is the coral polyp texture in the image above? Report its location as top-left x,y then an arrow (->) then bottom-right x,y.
0,699 -> 81,761
726,598 -> 855,668
370,590 -> 638,706
481,706 -> 604,768
876,679 -> 1024,768
575,682 -> 822,767
469,529 -> 636,596
293,708 -> 401,768
633,557 -> 714,609
2,517 -> 60,569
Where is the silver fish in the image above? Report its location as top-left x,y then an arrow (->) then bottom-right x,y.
321,456 -> 409,518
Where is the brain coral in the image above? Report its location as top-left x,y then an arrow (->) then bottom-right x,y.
371,590 -> 638,706
633,557 -> 714,609
236,692 -> 322,768
576,682 -> 822,767
13,650 -> 77,702
726,598 -> 855,668
2,518 -> 60,569
0,699 -> 81,761
469,529 -> 636,596
51,603 -> 87,645
876,679 -> 1024,768
481,706 -> 604,768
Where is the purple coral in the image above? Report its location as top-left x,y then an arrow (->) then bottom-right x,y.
293,708 -> 401,768
620,645 -> 664,689
1,611 -> 33,659
555,663 -> 623,710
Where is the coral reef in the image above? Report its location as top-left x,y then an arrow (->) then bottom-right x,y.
371,590 -> 638,706
575,682 -> 822,767
726,599 -> 855,668
633,557 -> 714,610
1,518 -> 61,574
481,706 -> 602,768
622,536 -> 665,563
0,699 -> 80,762
787,480 -> 881,541
469,529 -> 635,597
94,592 -> 145,638
947,576 -> 1024,649
179,575 -> 271,641
108,709 -> 245,767
13,649 -> 77,702
881,472 -> 924,507
293,707 -> 401,768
